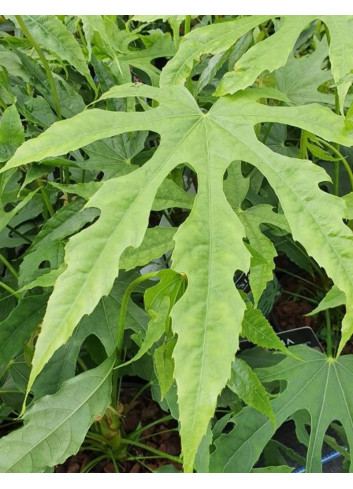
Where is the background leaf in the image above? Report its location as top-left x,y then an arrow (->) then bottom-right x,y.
210,346 -> 353,472
0,356 -> 114,473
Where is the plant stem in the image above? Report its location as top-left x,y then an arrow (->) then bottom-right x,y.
275,267 -> 324,291
64,168 -> 72,202
120,438 -> 181,464
108,449 -> 120,473
77,356 -> 88,372
0,253 -> 18,279
299,130 -> 308,159
86,432 -> 108,444
36,179 -> 55,218
133,415 -> 174,436
116,271 -> 160,364
281,289 -> 318,304
6,224 -> 33,244
318,138 -> 353,192
141,427 -> 178,441
80,454 -> 107,473
126,381 -> 152,409
333,160 -> 339,196
15,16 -> 62,120
132,459 -> 154,472
324,309 -> 332,357
112,272 -> 160,407
184,16 -> 191,35
0,281 -> 20,300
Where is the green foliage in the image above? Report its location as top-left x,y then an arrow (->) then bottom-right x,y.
1,14 -> 353,474
210,346 -> 353,472
0,356 -> 114,472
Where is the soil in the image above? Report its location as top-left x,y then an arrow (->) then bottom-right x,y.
271,274 -> 320,332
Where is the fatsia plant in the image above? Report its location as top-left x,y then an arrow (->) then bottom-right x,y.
2,14 -> 353,473
3,80 -> 353,471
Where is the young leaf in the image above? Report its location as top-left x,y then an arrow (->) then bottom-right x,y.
154,337 -> 176,400
0,105 -> 24,147
119,270 -> 183,368
0,189 -> 40,234
120,296 -> 170,369
15,50 -> 86,119
239,205 -> 289,306
241,308 -> 291,356
0,105 -> 24,162
306,285 -> 345,316
0,355 -> 114,473
80,15 -> 175,85
210,346 -> 353,472
228,357 -> 275,426
18,265 -> 66,293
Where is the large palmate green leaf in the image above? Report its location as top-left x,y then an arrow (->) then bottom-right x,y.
80,132 -> 147,179
3,83 -> 353,471
210,345 -> 353,472
0,356 -> 114,472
